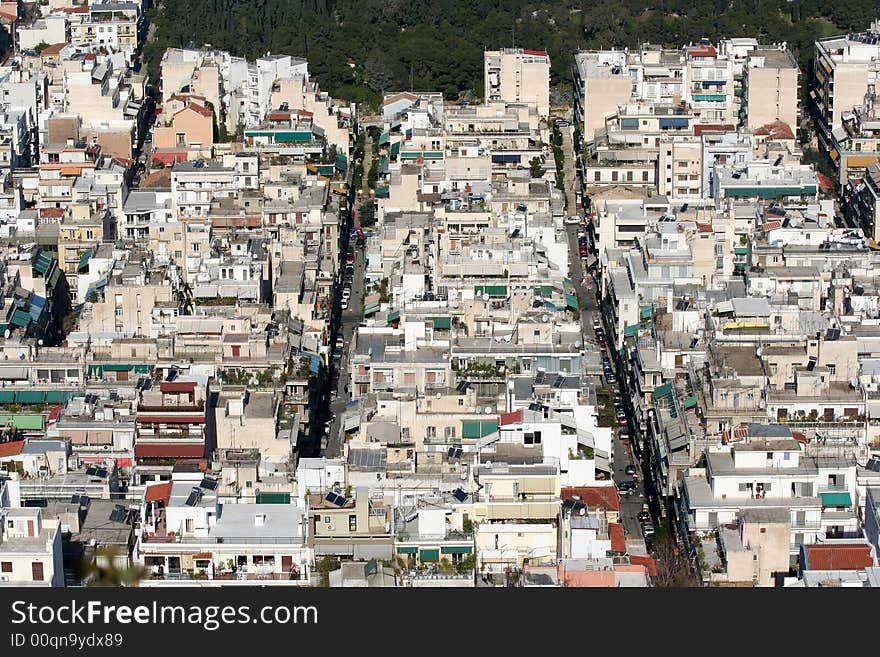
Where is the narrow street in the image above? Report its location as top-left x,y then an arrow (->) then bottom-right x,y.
559,113 -> 578,213
564,224 -> 648,543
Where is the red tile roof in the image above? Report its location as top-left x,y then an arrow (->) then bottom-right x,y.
608,523 -> 627,553
40,207 -> 65,219
817,172 -> 835,192
693,123 -> 735,136
144,481 -> 173,504
177,104 -> 213,119
803,544 -> 875,571
686,44 -> 717,58
160,381 -> 196,393
523,49 -> 548,58
500,410 -> 522,426
630,555 -> 658,576
755,120 -> 794,141
0,440 -> 24,458
40,43 -> 68,57
561,485 -> 621,513
135,444 -> 206,459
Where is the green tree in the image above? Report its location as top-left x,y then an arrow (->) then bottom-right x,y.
529,157 -> 546,178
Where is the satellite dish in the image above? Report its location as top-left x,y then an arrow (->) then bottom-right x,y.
18,352 -> 25,360
3,329 -> 9,339
756,347 -> 763,358
758,399 -> 766,409
484,406 -> 493,414
579,507 -> 586,516
482,293 -> 490,302
541,315 -> 549,323
850,378 -> 859,389
37,339 -> 43,346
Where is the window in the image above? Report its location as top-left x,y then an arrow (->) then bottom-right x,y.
349,515 -> 357,532
760,527 -> 767,534
426,426 -> 436,439
827,363 -> 836,375
1,562 -> 11,572
444,426 -> 456,439
185,519 -> 194,533
324,516 -> 331,524
458,399 -> 464,407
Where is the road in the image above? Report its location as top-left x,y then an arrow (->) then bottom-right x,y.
325,238 -> 366,457
559,114 -> 579,214
564,224 -> 648,542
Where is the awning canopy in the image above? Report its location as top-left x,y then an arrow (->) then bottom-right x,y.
565,293 -> 579,311
0,366 -> 28,380
820,492 -> 852,508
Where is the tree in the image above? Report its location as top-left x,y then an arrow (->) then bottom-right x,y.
359,200 -> 376,227
652,534 -> 700,588
78,547 -> 146,587
529,157 -> 546,178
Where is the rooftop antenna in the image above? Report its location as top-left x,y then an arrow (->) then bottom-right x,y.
410,62 -> 414,93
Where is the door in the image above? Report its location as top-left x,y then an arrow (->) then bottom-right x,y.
232,345 -> 241,358
31,562 -> 44,582
26,520 -> 34,537
281,556 -> 293,574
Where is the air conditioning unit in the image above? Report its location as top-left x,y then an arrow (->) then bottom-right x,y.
0,575 -> 10,582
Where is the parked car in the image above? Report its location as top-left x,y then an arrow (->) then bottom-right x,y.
565,215 -> 580,225
616,481 -> 637,495
637,510 -> 651,523
625,464 -> 638,476
341,299 -> 349,310
641,523 -> 655,537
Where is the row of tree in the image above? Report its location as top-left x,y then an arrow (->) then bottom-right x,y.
145,0 -> 872,106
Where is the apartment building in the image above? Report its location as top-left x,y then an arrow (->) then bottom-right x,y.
484,48 -> 551,118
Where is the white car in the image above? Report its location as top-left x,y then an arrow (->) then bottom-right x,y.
341,299 -> 349,310
564,215 -> 580,225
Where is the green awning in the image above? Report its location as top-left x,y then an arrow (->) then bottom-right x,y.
734,262 -> 747,271
45,391 -> 73,404
655,383 -> 673,398
11,309 -> 31,329
623,324 -> 639,338
401,151 -> 443,160
733,246 -> 748,255
78,249 -> 92,273
419,549 -> 440,562
441,546 -> 472,554
387,310 -> 400,324
390,141 -> 401,158
378,132 -> 390,146
0,391 -> 15,404
641,306 -> 652,320
474,285 -> 508,297
87,365 -> 103,378
33,252 -> 53,275
462,420 -> 498,439
427,316 -> 451,330
820,492 -> 851,508
101,364 -> 134,372
565,293 -> 579,311
534,285 -> 554,295
396,547 -> 417,555
0,414 -> 43,430
683,395 -> 698,409
134,365 -> 151,374
255,492 -> 291,504
15,391 -> 46,404
364,301 -> 380,316
335,153 -> 348,171
734,88 -> 743,97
